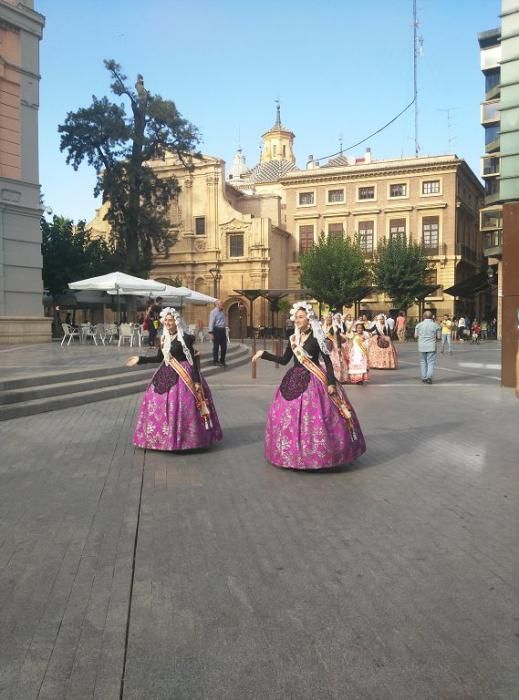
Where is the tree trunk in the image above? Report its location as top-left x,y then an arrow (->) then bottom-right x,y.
126,94 -> 147,275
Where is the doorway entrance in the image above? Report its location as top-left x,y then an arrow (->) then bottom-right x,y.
228,302 -> 247,339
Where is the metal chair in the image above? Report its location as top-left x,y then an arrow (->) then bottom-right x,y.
80,323 -> 98,345
104,324 -> 117,344
137,324 -> 149,347
95,324 -> 108,345
61,323 -> 80,346
118,323 -> 135,347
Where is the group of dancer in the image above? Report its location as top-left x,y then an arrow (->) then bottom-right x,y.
321,311 -> 398,385
126,303 -> 399,472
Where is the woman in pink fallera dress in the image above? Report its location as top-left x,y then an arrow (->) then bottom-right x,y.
252,302 -> 366,470
127,307 -> 222,451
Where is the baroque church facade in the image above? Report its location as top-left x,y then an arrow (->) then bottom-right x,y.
88,106 -> 484,335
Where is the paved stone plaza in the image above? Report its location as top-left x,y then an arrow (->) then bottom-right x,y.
0,340 -> 517,699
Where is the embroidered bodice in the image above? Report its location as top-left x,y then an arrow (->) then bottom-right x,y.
262,331 -> 336,385
137,334 -> 200,383
371,324 -> 389,337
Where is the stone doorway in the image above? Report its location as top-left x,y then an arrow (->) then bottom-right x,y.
228,302 -> 247,339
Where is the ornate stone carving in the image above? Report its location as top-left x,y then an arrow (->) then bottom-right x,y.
194,239 -> 206,251
219,217 -> 251,233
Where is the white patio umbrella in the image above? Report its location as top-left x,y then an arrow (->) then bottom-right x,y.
181,290 -> 217,304
153,286 -> 216,308
116,283 -> 192,299
69,271 -> 167,293
69,272 -> 167,323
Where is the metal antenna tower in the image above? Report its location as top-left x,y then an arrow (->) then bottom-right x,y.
438,107 -> 456,151
413,0 -> 423,157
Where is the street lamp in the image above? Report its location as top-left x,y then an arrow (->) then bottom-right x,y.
209,263 -> 222,298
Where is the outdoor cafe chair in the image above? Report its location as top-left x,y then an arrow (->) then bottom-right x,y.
118,323 -> 135,347
95,323 -> 108,346
104,324 -> 117,344
137,324 -> 149,347
60,323 -> 80,346
80,323 -> 98,345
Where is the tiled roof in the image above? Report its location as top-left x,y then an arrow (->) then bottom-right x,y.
324,154 -> 350,168
247,159 -> 298,183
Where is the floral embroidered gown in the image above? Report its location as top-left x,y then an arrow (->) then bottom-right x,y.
260,332 -> 366,470
133,334 -> 222,451
367,325 -> 398,369
325,327 -> 349,383
347,333 -> 370,384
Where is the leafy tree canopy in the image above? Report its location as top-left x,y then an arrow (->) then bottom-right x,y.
371,235 -> 431,311
300,234 -> 370,309
42,215 -> 118,298
58,60 -> 200,276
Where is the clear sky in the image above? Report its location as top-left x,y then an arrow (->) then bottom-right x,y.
38,0 -> 500,222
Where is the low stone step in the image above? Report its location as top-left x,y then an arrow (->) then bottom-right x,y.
0,346 -> 251,421
0,345 -> 246,406
0,344 -> 245,391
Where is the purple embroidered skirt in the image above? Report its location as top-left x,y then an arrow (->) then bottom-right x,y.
133,361 -> 222,451
265,366 -> 366,470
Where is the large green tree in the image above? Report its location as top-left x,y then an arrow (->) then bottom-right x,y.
371,235 -> 431,311
300,233 -> 370,308
42,215 -> 117,299
58,60 -> 200,276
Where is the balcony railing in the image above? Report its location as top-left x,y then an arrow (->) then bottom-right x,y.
480,209 -> 503,230
483,229 -> 503,251
481,101 -> 500,124
481,45 -> 501,71
482,155 -> 500,177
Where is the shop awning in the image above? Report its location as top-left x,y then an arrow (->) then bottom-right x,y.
444,272 -> 491,298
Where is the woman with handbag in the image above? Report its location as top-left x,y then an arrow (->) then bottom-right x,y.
127,307 -> 222,451
367,314 -> 398,369
252,302 -> 366,470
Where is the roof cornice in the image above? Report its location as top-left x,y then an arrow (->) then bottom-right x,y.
281,159 -> 472,186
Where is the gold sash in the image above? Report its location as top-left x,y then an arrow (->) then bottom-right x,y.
290,336 -> 357,440
167,356 -> 212,430
353,334 -> 368,355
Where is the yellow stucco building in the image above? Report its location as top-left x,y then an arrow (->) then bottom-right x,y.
88,106 -> 484,332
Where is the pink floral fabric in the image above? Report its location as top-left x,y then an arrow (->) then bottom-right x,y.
264,374 -> 366,470
367,336 -> 398,369
133,360 -> 222,451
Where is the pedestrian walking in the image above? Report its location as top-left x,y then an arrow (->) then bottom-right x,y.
414,310 -> 441,384
385,313 -> 396,339
440,314 -> 453,354
395,311 -> 407,343
471,320 -> 481,344
252,301 -> 366,470
457,315 -> 466,342
127,307 -> 222,451
208,299 -> 227,366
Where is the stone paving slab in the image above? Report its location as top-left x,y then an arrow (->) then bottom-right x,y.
0,341 -> 517,699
